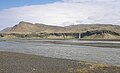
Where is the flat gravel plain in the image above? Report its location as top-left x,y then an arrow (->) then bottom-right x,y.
0,52 -> 120,73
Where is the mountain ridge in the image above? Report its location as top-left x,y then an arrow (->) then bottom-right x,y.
0,21 -> 120,39
2,21 -> 120,33
9,21 -> 65,33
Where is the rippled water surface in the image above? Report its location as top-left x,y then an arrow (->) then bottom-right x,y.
0,39 -> 120,66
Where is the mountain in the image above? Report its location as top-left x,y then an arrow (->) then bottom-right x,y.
1,21 -> 120,39
6,21 -> 120,33
65,24 -> 120,33
10,21 -> 65,33
0,27 -> 12,32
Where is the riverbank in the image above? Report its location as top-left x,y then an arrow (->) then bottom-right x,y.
0,51 -> 120,73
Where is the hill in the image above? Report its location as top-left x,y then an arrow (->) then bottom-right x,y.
10,21 -> 65,33
0,27 -> 12,32
2,21 -> 120,33
0,21 -> 120,39
65,24 -> 120,33
80,30 -> 120,39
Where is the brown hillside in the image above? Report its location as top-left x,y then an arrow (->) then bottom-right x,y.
10,21 -> 65,33
1,21 -> 120,39
65,24 -> 120,33
3,21 -> 120,34
0,27 -> 12,32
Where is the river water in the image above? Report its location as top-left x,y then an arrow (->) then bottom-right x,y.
0,39 -> 120,66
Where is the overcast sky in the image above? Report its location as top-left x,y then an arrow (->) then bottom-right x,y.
0,0 -> 120,30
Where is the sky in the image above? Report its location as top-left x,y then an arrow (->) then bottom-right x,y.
0,0 -> 120,30
0,0 -> 61,10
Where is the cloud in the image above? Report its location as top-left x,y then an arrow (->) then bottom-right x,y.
63,0 -> 119,3
0,0 -> 120,30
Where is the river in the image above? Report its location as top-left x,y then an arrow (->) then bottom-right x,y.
0,39 -> 120,66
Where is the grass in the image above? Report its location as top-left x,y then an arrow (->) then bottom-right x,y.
75,62 -> 120,73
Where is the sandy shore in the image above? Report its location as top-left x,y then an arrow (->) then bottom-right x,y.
0,51 -> 120,73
